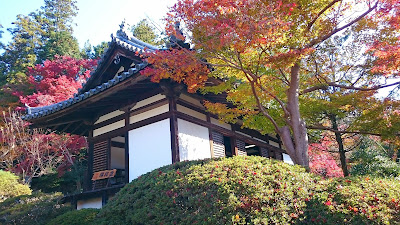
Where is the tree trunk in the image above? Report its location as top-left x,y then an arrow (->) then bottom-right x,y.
279,63 -> 309,168
330,114 -> 349,176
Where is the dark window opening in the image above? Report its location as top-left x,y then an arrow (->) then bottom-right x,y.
224,136 -> 233,157
245,143 -> 261,156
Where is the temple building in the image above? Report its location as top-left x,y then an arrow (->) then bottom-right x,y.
23,25 -> 290,209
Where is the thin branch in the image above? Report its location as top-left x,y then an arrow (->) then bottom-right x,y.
249,80 -> 280,131
307,125 -> 389,136
278,68 -> 290,85
256,82 -> 291,119
305,0 -> 378,48
301,80 -> 400,94
255,48 -> 268,77
307,0 -> 342,31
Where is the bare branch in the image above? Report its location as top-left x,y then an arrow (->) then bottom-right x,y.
278,68 -> 290,85
301,80 -> 400,94
307,0 -> 342,31
307,125 -> 389,136
305,1 -> 378,48
249,80 -> 280,131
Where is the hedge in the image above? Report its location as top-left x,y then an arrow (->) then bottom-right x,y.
47,208 -> 100,225
0,170 -> 31,202
0,192 -> 72,225
95,156 -> 400,224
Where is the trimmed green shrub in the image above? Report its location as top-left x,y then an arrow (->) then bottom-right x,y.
0,192 -> 72,225
95,156 -> 400,225
350,143 -> 400,178
46,208 -> 99,225
0,170 -> 31,202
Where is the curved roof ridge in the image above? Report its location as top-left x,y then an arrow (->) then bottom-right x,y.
22,62 -> 148,121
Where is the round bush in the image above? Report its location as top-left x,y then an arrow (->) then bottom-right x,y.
0,192 -> 72,225
47,208 -> 100,225
95,156 -> 400,225
96,157 -> 317,224
0,170 -> 31,202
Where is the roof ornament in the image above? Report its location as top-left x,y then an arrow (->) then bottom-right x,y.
166,21 -> 190,49
116,19 -> 129,40
114,54 -> 121,64
25,103 -> 31,114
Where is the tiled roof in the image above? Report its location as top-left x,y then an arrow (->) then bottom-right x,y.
22,26 -> 157,121
22,62 -> 148,120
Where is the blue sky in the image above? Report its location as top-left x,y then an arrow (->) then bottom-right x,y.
0,0 -> 176,48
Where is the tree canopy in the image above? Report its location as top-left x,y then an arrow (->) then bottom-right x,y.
143,0 -> 400,167
131,19 -> 162,46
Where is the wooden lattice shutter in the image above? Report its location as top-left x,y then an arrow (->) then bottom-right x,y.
92,140 -> 109,189
236,139 -> 247,156
212,131 -> 225,158
260,147 -> 269,158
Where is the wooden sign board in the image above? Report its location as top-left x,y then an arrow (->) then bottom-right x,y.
92,169 -> 117,181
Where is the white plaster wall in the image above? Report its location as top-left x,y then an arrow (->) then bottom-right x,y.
111,147 -> 125,169
94,110 -> 124,124
131,94 -> 165,110
77,197 -> 102,210
179,94 -> 205,109
177,104 -> 207,121
178,119 -> 211,161
129,119 -> 172,181
130,104 -> 169,124
210,117 -> 231,130
283,153 -> 294,165
93,120 -> 125,137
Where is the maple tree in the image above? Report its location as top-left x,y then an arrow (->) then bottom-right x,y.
0,111 -> 87,184
0,55 -> 96,184
17,55 -> 97,107
308,139 -> 344,178
0,0 -> 81,112
142,0 -> 400,167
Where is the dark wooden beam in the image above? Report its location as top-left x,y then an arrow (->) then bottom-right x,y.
175,111 -> 285,153
70,122 -> 84,135
124,131 -> 129,184
111,141 -> 125,149
207,114 -> 214,158
89,111 -> 172,143
129,99 -> 169,117
60,122 -> 73,133
169,97 -> 180,163
30,73 -> 149,125
87,130 -> 94,191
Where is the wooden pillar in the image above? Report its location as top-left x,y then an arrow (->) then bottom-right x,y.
169,96 -> 180,163
161,81 -> 183,164
231,138 -> 238,156
207,114 -> 215,158
87,130 -> 94,191
231,126 -> 238,156
124,133 -> 130,184
124,110 -> 130,184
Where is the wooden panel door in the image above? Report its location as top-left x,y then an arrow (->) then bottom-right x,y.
92,140 -> 109,189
